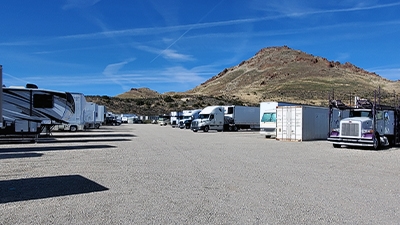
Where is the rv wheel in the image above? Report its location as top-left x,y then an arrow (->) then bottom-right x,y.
70,126 -> 78,132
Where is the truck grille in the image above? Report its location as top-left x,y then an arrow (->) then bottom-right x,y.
192,121 -> 198,127
341,123 -> 359,137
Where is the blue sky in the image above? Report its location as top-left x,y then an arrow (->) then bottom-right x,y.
1,0 -> 399,97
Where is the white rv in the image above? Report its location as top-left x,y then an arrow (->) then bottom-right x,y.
54,92 -> 87,132
0,82 -> 75,140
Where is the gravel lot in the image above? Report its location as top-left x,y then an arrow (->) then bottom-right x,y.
1,124 -> 400,224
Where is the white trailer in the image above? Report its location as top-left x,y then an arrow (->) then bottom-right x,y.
170,111 -> 183,128
54,92 -> 87,132
259,102 -> 296,138
224,105 -> 260,131
96,105 -> 105,127
276,105 -> 330,141
84,102 -> 98,129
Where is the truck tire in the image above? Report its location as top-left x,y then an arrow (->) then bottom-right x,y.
193,129 -> 198,132
204,126 -> 209,132
228,126 -> 233,132
233,126 -> 238,131
70,126 -> 78,132
373,135 -> 380,150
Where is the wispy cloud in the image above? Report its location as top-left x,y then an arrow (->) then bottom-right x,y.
62,0 -> 101,10
137,45 -> 194,61
102,59 -> 138,91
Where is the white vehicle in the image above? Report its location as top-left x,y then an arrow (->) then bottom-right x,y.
260,102 -> 296,138
84,102 -> 98,129
191,105 -> 260,132
191,106 -> 225,132
0,68 -> 75,140
178,109 -> 202,129
170,111 -> 183,128
96,105 -> 106,126
276,105 -> 331,141
53,92 -> 87,132
327,97 -> 400,150
121,113 -> 137,124
224,105 -> 260,131
158,114 -> 170,126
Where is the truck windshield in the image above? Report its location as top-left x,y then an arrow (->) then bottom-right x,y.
261,113 -> 276,122
349,111 -> 372,118
198,114 -> 209,119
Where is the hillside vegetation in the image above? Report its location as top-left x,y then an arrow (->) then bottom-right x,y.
87,46 -> 400,116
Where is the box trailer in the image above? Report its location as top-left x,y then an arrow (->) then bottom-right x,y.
276,105 -> 330,141
259,102 -> 297,138
224,105 -> 260,131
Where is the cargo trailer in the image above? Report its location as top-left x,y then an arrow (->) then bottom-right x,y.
276,105 -> 330,141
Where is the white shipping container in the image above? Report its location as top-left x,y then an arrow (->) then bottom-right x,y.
276,105 -> 330,141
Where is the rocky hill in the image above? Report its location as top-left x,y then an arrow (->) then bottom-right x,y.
188,46 -> 400,106
87,46 -> 400,116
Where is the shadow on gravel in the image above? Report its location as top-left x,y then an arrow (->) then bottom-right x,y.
0,175 -> 108,204
38,138 -> 133,144
49,133 -> 136,139
0,152 -> 44,160
0,144 -> 116,153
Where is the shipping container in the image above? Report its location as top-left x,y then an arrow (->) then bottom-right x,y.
276,105 -> 330,141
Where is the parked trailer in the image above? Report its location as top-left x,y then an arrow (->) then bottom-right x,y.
276,105 -> 330,141
259,102 -> 297,138
191,105 -> 260,132
84,102 -> 98,129
224,105 -> 260,131
170,111 -> 183,128
0,82 -> 75,141
53,92 -> 87,132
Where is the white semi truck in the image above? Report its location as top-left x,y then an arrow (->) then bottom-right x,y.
191,105 -> 260,132
54,92 -> 87,132
327,97 -> 400,150
179,109 -> 201,129
259,101 -> 296,138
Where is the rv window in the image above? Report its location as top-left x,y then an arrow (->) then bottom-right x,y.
33,94 -> 54,108
261,113 -> 276,122
210,114 -> 214,120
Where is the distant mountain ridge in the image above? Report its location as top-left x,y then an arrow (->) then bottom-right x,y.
91,46 -> 400,115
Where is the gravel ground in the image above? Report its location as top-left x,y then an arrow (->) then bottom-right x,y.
1,124 -> 400,225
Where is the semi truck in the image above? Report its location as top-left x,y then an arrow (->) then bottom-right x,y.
276,105 -> 331,141
179,109 -> 202,129
260,101 -> 296,138
327,97 -> 400,150
191,105 -> 260,132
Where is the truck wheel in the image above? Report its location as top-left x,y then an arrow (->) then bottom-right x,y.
70,126 -> 77,132
373,135 -> 380,150
204,126 -> 209,132
193,129 -> 198,132
233,126 -> 238,131
228,126 -> 233,131
333,144 -> 341,148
